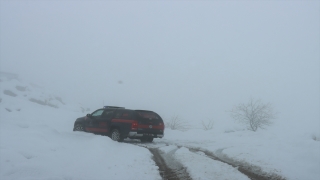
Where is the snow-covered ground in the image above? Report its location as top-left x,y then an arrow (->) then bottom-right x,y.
156,145 -> 250,180
1,76 -> 319,180
158,129 -> 320,180
0,77 -> 161,180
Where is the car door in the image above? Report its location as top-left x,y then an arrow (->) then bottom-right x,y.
85,109 -> 104,132
96,109 -> 115,133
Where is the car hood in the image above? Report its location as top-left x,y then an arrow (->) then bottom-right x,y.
75,116 -> 87,123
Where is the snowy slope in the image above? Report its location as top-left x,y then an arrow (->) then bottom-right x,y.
1,76 -> 319,180
0,77 -> 161,180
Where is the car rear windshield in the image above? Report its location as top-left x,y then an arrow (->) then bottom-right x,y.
136,111 -> 161,120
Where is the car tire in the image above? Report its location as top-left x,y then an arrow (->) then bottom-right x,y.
147,137 -> 153,142
147,137 -> 154,142
111,129 -> 123,142
74,124 -> 85,131
140,137 -> 153,143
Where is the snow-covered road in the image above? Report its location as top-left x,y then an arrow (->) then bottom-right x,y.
127,140 -> 283,180
130,140 -> 251,180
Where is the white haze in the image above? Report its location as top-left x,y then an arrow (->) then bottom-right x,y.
0,1 -> 319,132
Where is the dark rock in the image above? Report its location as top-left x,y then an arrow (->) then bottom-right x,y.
47,103 -> 59,108
16,86 -> 27,92
3,90 -> 17,97
29,98 -> 46,105
55,96 -> 65,105
29,98 -> 58,108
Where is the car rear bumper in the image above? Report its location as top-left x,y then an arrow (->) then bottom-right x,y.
128,131 -> 163,138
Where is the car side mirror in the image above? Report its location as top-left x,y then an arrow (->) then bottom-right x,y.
86,114 -> 91,117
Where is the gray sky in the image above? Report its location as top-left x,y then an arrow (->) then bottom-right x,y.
1,0 -> 319,130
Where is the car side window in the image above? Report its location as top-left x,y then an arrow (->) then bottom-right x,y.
114,110 -> 132,119
114,110 -> 123,119
91,109 -> 104,117
102,110 -> 115,119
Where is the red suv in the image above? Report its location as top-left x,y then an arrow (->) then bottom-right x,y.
73,106 -> 164,142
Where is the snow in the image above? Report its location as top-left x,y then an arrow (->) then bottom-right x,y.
173,147 -> 249,180
0,78 -> 161,180
1,77 -> 320,180
158,129 -> 320,180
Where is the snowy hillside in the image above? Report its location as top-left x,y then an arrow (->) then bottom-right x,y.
0,75 -> 319,180
0,75 -> 161,180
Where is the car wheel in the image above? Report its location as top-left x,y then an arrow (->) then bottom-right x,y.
74,124 -> 85,131
146,137 -> 154,142
140,137 -> 153,143
111,129 -> 123,142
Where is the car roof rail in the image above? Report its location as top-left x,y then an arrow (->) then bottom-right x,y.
103,106 -> 125,109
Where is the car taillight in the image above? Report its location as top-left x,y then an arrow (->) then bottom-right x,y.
131,121 -> 138,130
159,123 -> 165,130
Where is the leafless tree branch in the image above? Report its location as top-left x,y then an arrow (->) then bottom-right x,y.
230,98 -> 276,131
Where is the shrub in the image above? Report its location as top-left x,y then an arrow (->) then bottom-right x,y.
166,115 -> 190,131
202,120 -> 214,130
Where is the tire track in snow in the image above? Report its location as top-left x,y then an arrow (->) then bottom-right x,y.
145,139 -> 285,180
173,146 -> 249,180
126,141 -> 191,180
188,147 -> 285,180
149,148 -> 192,180
130,141 -> 247,180
127,140 -> 285,180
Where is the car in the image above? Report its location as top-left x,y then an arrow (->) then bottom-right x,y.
73,106 -> 165,142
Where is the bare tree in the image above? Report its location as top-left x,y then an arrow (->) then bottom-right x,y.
166,115 -> 190,131
230,98 -> 276,131
202,119 -> 214,130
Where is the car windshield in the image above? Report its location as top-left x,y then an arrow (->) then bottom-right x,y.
92,109 -> 104,117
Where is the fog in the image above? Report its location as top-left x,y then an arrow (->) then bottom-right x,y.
1,1 -> 319,131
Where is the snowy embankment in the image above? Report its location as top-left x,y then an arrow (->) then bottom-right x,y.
0,77 -> 161,180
